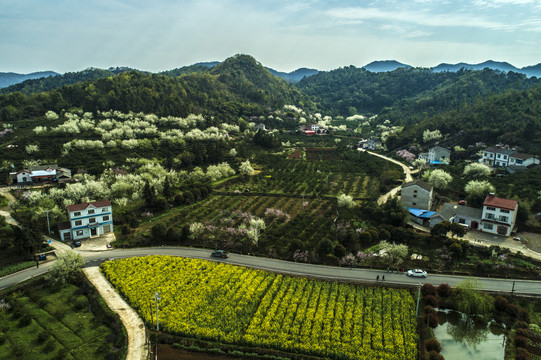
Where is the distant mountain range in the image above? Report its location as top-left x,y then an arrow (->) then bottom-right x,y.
2,59 -> 541,92
0,71 -> 59,88
362,60 -> 541,78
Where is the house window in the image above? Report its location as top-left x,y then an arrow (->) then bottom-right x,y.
414,190 -> 417,193
76,230 -> 84,236
499,216 -> 508,222
486,213 -> 495,220
487,207 -> 496,211
497,154 -> 501,159
74,211 -> 81,217
483,223 -> 493,230
103,215 -> 110,221
412,202 -> 416,206
89,218 -> 96,224
459,219 -> 466,224
102,207 -> 108,212
88,209 -> 95,214
516,159 -> 523,164
484,152 -> 487,157
501,209 -> 510,214
504,155 -> 507,160
75,220 -> 82,226
413,195 -> 417,198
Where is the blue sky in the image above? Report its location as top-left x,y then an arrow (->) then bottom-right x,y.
1,0 -> 540,73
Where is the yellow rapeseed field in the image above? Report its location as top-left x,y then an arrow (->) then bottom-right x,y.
101,256 -> 418,359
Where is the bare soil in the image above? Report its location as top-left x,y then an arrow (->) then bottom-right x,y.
156,344 -> 242,360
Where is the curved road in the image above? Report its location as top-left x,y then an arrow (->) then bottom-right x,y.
2,246 -> 541,295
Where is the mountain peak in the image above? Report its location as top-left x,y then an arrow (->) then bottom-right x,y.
363,60 -> 411,73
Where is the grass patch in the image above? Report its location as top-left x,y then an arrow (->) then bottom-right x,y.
0,261 -> 36,278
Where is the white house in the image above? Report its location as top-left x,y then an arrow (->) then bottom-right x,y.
10,164 -> 71,184
480,147 -> 516,167
508,153 -> 540,167
359,138 -> 383,151
429,203 -> 482,229
418,146 -> 451,164
58,200 -> 114,241
480,194 -> 518,236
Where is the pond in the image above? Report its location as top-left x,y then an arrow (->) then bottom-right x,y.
434,309 -> 506,360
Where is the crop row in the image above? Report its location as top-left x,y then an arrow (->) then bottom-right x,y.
101,256 -> 418,360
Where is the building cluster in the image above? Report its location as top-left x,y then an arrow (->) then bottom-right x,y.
9,164 -> 71,185
401,180 -> 518,237
480,147 -> 539,173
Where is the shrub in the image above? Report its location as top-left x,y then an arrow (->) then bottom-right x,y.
518,309 -> 530,323
424,295 -> 439,307
18,313 -> 32,327
323,254 -> 339,266
515,347 -> 531,360
494,296 -> 509,312
515,335 -> 529,348
424,305 -> 436,314
437,283 -> 452,297
421,284 -> 437,297
516,328 -> 530,338
507,303 -> 520,317
37,330 -> 50,344
423,313 -> 439,328
0,332 -> 5,345
73,296 -> 88,310
425,338 -> 441,352
428,351 -> 445,360
333,244 -> 347,259
44,339 -> 56,353
515,321 -> 530,329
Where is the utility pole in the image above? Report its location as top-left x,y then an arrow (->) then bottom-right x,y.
44,210 -> 51,235
512,281 -> 516,296
153,292 -> 161,360
415,282 -> 422,317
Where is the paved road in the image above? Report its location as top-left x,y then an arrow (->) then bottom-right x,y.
4,246 -> 538,295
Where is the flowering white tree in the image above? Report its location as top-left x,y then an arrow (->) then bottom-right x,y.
465,180 -> 495,197
337,194 -> 356,209
463,163 -> 491,177
229,148 -> 237,157
25,144 -> 39,154
45,110 -> 59,121
423,129 -> 442,143
239,160 -> 255,175
425,169 -> 453,189
247,218 -> 266,245
33,126 -> 48,135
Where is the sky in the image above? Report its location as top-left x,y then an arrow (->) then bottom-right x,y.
1,0 -> 541,74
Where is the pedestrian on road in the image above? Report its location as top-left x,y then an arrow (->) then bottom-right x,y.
376,275 -> 379,281
35,260 -> 39,269
382,275 -> 385,281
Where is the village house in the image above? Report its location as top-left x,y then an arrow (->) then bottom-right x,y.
480,146 -> 539,167
418,146 -> 451,164
429,203 -> 483,229
480,194 -> 518,236
358,138 -> 383,151
57,200 -> 114,241
400,179 -> 433,210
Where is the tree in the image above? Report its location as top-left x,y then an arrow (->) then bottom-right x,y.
239,160 -> 255,175
247,218 -> 266,246
50,251 -> 85,285
412,158 -> 427,173
337,194 -> 356,209
163,176 -> 173,200
431,221 -> 450,238
465,180 -> 495,196
379,240 -> 408,267
425,169 -> 453,189
12,220 -> 44,257
316,239 -> 334,259
455,279 -> 494,317
423,129 -> 442,143
463,163 -> 491,177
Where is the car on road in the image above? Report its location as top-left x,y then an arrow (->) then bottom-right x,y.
514,236 -> 521,241
407,269 -> 427,278
211,250 -> 229,259
72,240 -> 81,248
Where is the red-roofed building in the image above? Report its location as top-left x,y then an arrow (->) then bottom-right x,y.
480,194 -> 518,236
58,200 -> 113,241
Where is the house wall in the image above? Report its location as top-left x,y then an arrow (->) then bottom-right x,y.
68,205 -> 113,240
401,186 -> 432,210
480,205 -> 517,236
16,172 -> 31,183
429,148 -> 450,162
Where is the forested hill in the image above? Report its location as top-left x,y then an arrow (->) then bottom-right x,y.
388,84 -> 541,153
0,67 -> 139,95
0,55 -> 311,123
296,66 -> 541,117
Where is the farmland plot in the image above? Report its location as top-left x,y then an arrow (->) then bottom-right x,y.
102,256 -> 418,360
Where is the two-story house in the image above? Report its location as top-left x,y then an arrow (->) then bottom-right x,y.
400,179 -> 434,210
481,147 -> 517,167
418,146 -> 451,164
480,194 -> 518,236
58,200 -> 114,241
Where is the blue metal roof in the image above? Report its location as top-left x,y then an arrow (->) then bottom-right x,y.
408,208 -> 435,218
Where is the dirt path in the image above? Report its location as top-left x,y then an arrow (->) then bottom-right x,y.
83,266 -> 148,360
360,150 -> 414,205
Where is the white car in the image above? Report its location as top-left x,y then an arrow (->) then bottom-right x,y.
407,269 -> 427,278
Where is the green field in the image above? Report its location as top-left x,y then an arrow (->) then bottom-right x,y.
102,256 -> 419,360
0,279 -> 126,360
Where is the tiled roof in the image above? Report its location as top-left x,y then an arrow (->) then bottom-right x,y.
484,147 -> 516,156
483,194 -> 518,211
511,153 -> 535,160
434,203 -> 483,221
67,200 -> 111,212
402,179 -> 433,192
57,221 -> 71,230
